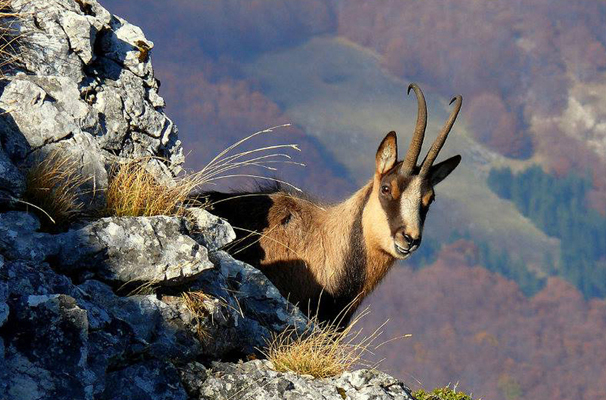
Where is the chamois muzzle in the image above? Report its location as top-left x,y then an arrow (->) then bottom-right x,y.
394,228 -> 422,257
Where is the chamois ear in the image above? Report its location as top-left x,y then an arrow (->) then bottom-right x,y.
429,155 -> 461,186
375,131 -> 398,174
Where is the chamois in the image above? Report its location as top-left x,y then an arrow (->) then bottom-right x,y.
202,84 -> 462,326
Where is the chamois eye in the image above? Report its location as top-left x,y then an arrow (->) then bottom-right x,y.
381,185 -> 391,195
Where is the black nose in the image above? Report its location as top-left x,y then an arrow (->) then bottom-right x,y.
403,234 -> 421,248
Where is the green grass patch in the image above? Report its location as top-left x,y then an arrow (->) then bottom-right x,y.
413,387 -> 477,400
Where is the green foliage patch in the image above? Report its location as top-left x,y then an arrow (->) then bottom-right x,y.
413,387 -> 476,400
488,166 -> 606,298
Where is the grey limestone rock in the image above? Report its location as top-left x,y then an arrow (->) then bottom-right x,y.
1,258 -> 75,299
0,144 -> 25,202
181,360 -> 416,400
151,248 -> 308,360
333,370 -> 416,400
187,207 -> 237,251
57,216 -> 214,285
76,279 -> 202,363
0,0 -> 183,212
0,212 -> 58,263
212,250 -> 308,330
0,336 -> 6,397
0,277 -> 7,328
102,360 -> 188,400
0,76 -> 97,149
2,294 -> 96,400
2,213 -> 215,288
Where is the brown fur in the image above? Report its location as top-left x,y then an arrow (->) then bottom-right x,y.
257,183 -> 386,320
203,178 -> 400,325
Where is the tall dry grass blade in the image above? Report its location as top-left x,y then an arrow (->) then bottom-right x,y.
206,193 -> 283,207
11,198 -> 56,224
199,153 -> 304,181
182,291 -> 211,342
187,124 -> 304,192
203,174 -> 302,192
200,124 -> 291,174
228,226 -> 305,260
374,334 -> 412,350
200,145 -> 301,179
0,0 -> 23,76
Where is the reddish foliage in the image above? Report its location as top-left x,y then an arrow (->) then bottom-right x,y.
558,26 -> 606,82
467,93 -> 529,158
336,0 -> 606,164
361,241 -> 606,400
532,121 -> 606,214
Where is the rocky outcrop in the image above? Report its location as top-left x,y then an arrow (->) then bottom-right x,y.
181,360 -> 416,400
0,0 -> 183,208
0,210 -> 309,399
0,0 -> 416,399
57,216 -> 214,284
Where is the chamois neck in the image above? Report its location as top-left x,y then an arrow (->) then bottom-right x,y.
317,182 -> 373,301
328,181 -> 373,217
332,180 -> 396,297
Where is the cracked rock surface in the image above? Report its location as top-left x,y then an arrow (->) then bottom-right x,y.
0,210 -> 310,399
180,360 -> 416,400
0,0 -> 183,209
57,216 -> 214,284
0,0 -> 417,399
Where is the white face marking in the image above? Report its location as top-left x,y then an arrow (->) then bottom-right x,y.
399,176 -> 423,239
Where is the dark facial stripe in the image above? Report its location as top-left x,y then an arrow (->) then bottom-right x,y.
379,169 -> 408,235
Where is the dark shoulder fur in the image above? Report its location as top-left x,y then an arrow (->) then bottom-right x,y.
191,182 -> 292,264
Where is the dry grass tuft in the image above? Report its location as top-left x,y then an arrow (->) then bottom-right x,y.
23,150 -> 89,228
104,159 -> 203,217
118,279 -> 161,297
0,0 -> 22,75
105,125 -> 303,217
182,291 -> 211,342
262,307 -> 387,379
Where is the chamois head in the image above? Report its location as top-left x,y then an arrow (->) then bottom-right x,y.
365,84 -> 462,260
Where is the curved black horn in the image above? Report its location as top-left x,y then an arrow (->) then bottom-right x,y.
401,83 -> 427,174
419,95 -> 462,176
